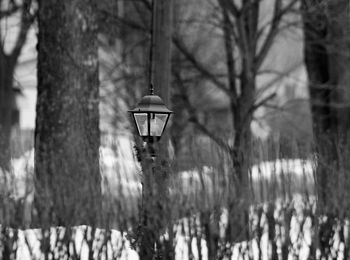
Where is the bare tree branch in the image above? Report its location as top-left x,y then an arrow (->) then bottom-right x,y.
256,61 -> 303,99
256,0 -> 298,69
172,36 -> 232,98
0,5 -> 21,19
0,33 -> 5,57
251,92 -> 277,112
189,115 -> 232,153
217,0 -> 244,53
0,0 -> 22,18
220,2 -> 238,107
10,0 -> 36,63
219,0 -> 240,17
174,70 -> 232,153
255,0 -> 282,69
114,1 -> 236,100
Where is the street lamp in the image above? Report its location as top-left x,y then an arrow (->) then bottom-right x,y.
129,85 -> 172,144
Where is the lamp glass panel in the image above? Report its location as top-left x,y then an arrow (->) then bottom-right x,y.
133,113 -> 148,136
150,113 -> 168,137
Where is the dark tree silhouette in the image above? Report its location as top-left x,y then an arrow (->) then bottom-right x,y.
0,0 -> 35,170
302,0 -> 350,258
302,0 -> 350,208
34,0 -> 101,226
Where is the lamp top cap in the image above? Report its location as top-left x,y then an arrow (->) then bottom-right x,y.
129,94 -> 173,114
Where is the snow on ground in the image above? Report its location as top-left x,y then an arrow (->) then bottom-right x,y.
2,137 -> 317,211
0,136 -> 319,259
11,208 -> 314,260
250,159 -> 315,201
4,134 -> 316,202
175,158 -> 315,203
251,159 -> 314,180
1,135 -> 142,200
14,226 -> 139,260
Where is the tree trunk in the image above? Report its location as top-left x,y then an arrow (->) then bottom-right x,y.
327,1 -> 350,139
303,0 -> 350,258
34,0 -> 101,227
302,0 -> 350,209
0,56 -> 15,171
152,1 -> 174,258
139,0 -> 174,259
302,0 -> 334,207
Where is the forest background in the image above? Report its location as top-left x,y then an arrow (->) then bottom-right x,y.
0,0 -> 349,259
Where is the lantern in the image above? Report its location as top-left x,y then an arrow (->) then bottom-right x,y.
129,94 -> 172,143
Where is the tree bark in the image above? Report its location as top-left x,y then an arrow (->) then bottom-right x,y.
326,1 -> 350,138
303,1 -> 350,258
139,0 -> 174,259
221,0 -> 259,244
34,0 -> 101,226
0,55 -> 15,170
302,0 -> 350,209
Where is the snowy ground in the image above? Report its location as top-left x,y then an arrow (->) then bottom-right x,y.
13,226 -> 139,260
10,200 -> 316,260
0,136 -> 319,259
4,136 -> 315,202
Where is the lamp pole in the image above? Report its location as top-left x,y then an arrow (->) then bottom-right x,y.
129,0 -> 173,258
152,0 -> 172,106
149,0 -> 173,258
